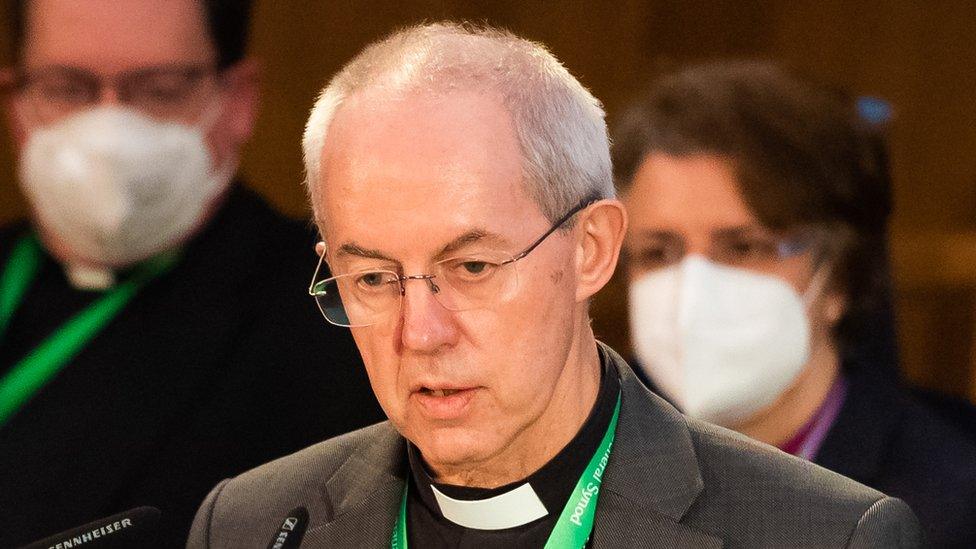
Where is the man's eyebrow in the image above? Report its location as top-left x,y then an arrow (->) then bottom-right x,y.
336,231 -> 512,263
437,230 -> 510,258
336,243 -> 397,262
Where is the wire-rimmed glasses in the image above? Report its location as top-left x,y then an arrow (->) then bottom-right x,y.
624,226 -> 827,276
308,194 -> 601,327
10,63 -> 219,124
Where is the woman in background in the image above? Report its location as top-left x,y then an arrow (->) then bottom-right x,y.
613,61 -> 976,547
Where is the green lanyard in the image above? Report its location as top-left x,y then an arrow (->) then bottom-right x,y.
0,234 -> 178,427
391,393 -> 622,549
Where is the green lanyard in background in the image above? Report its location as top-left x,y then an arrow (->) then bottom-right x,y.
391,393 -> 622,549
0,234 -> 178,427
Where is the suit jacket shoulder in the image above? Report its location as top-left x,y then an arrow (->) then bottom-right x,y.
677,418 -> 920,548
189,422 -> 404,548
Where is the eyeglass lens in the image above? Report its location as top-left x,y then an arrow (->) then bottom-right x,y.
313,257 -> 520,327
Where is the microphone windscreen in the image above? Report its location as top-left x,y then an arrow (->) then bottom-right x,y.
266,506 -> 310,549
20,506 -> 161,549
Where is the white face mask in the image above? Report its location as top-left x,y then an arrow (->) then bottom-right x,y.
18,106 -> 233,269
628,256 -> 825,427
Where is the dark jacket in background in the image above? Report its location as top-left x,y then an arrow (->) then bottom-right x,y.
832,287 -> 976,546
912,387 -> 976,441
816,366 -> 976,548
632,359 -> 976,548
0,185 -> 385,548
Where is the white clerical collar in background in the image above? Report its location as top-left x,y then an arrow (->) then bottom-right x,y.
431,483 -> 548,530
64,263 -> 115,290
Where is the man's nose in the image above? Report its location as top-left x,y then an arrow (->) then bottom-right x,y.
684,237 -> 710,258
398,278 -> 460,353
96,85 -> 124,107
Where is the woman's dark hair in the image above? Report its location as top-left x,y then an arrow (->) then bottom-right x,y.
9,0 -> 255,69
612,60 -> 894,358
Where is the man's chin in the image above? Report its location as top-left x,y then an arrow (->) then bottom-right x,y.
410,426 -> 505,477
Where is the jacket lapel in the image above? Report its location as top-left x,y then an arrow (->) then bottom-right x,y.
593,345 -> 722,548
304,423 -> 407,547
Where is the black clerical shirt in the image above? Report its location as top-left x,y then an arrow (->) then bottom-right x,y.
0,186 -> 384,548
406,347 -> 621,548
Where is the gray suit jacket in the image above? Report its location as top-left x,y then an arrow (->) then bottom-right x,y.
188,346 -> 923,548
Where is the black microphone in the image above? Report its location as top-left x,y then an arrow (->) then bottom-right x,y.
266,506 -> 309,549
20,506 -> 161,549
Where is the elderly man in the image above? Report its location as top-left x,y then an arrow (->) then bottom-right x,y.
189,24 -> 921,548
0,1 -> 381,546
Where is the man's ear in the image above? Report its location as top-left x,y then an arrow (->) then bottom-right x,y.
574,199 -> 628,302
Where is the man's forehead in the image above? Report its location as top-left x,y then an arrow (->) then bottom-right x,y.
23,0 -> 215,69
315,183 -> 546,267
309,83 -> 540,266
318,86 -> 512,168
318,197 -> 535,258
315,88 -> 524,210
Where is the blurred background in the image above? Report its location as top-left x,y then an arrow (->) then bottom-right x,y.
2,0 -> 974,403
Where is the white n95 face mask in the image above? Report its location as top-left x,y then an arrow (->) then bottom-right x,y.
629,256 -> 819,427
18,105 -> 232,268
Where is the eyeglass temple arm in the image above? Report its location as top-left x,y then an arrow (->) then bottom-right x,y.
308,246 -> 327,295
503,193 -> 602,265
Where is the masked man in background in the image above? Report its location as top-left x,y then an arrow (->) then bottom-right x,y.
0,1 -> 382,546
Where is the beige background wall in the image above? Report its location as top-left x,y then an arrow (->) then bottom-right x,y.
3,1 -> 975,400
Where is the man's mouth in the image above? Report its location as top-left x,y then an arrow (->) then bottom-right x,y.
420,387 -> 463,397
412,386 -> 479,420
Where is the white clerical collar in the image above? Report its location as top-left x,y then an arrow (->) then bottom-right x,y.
64,263 -> 115,290
430,483 -> 548,530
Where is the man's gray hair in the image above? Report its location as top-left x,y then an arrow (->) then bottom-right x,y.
302,22 -> 614,223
